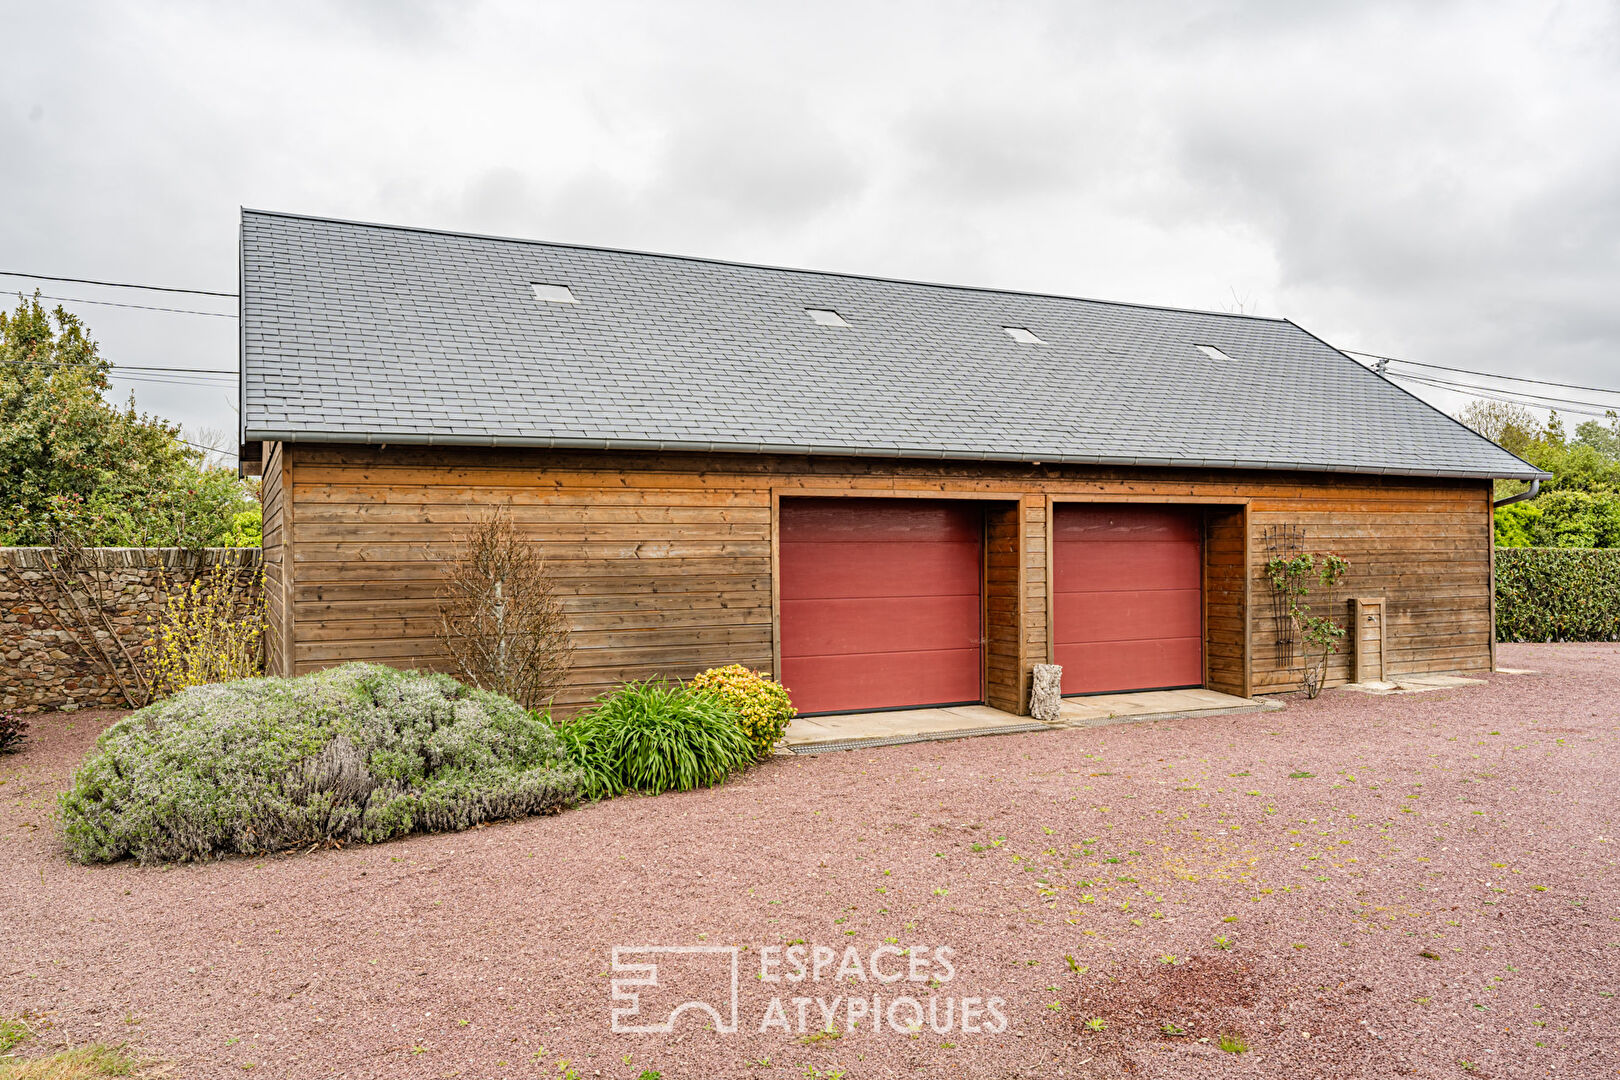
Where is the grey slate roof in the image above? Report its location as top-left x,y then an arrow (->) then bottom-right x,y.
240,210 -> 1543,480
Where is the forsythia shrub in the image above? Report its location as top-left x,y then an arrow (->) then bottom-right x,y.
686,664 -> 796,759
59,663 -> 583,864
1495,547 -> 1620,642
149,563 -> 268,698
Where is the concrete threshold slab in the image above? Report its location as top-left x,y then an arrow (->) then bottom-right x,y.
1338,672 -> 1488,696
783,705 -> 1040,749
1050,688 -> 1272,729
783,688 -> 1274,752
784,721 -> 1054,755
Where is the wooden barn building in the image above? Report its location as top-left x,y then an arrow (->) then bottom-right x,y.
239,210 -> 1542,716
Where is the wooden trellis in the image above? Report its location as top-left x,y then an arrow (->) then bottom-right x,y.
1262,524 -> 1305,678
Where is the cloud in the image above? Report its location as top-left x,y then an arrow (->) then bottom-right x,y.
893,102 -> 1092,202
2,0 -> 1618,441
653,95 -> 867,229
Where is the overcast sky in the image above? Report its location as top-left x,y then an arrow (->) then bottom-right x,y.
3,0 -> 1618,459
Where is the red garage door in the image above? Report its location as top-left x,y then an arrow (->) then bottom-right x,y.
779,498 -> 983,715
1053,505 -> 1202,695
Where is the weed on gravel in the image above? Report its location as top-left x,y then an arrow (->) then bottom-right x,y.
0,1019 -> 29,1055
0,1044 -> 139,1079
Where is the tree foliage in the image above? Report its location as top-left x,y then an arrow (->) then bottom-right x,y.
1458,401 -> 1543,458
0,293 -> 257,548
1458,402 -> 1620,548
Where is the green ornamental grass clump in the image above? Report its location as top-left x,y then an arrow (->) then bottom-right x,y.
60,663 -> 583,864
551,680 -> 758,800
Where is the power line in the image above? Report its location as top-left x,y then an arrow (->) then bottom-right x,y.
108,363 -> 235,375
0,358 -> 236,375
106,372 -> 237,388
105,371 -> 236,382
180,437 -> 237,459
1346,349 -> 1620,397
0,270 -> 236,298
1387,371 -> 1619,420
1374,364 -> 1620,413
15,292 -> 236,318
1344,344 -> 1620,416
0,359 -> 235,389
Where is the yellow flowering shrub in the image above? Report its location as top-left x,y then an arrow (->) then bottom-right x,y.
149,563 -> 267,699
686,664 -> 796,760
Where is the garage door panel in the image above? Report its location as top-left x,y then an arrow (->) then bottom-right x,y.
779,498 -> 984,715
1053,542 -> 1202,591
1054,588 -> 1202,644
780,594 -> 983,657
781,499 -> 984,543
1053,638 -> 1204,694
1052,505 -> 1202,542
1053,505 -> 1203,695
781,649 -> 984,715
779,540 -> 983,600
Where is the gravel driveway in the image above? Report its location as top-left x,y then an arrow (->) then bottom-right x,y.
2,643 -> 1616,1079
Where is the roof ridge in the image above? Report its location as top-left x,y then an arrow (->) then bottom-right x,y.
239,206 -> 1292,324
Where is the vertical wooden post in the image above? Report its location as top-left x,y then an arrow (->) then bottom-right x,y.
1200,509 -> 1211,690
279,443 -> 296,678
1014,495 -> 1030,714
1240,502 -> 1253,698
1043,494 -> 1056,666
769,488 -> 782,681
1487,483 -> 1498,673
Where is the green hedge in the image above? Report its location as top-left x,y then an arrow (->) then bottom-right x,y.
1496,547 -> 1620,642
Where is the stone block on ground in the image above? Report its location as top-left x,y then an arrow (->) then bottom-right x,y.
1029,663 -> 1063,722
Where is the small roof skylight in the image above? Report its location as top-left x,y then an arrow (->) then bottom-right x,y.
531,282 -> 577,304
806,308 -> 850,328
1003,326 -> 1045,345
1195,343 -> 1234,363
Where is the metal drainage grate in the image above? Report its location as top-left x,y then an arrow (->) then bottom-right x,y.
786,722 -> 1053,755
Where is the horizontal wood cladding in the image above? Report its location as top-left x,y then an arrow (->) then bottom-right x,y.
1246,489 -> 1492,693
278,443 -> 1494,712
261,441 -> 291,678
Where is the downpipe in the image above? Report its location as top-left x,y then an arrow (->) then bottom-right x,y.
1494,478 -> 1541,508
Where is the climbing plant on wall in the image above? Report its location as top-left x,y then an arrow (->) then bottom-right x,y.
1265,549 -> 1351,699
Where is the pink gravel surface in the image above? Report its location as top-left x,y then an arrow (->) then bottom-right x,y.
2,643 -> 1617,1080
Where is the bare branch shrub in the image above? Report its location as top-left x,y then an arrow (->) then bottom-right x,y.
436,507 -> 573,709
6,529 -> 154,708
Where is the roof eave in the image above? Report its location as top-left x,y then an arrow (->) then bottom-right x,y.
243,428 -> 1551,482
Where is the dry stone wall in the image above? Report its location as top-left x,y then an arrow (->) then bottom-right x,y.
0,547 -> 261,714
